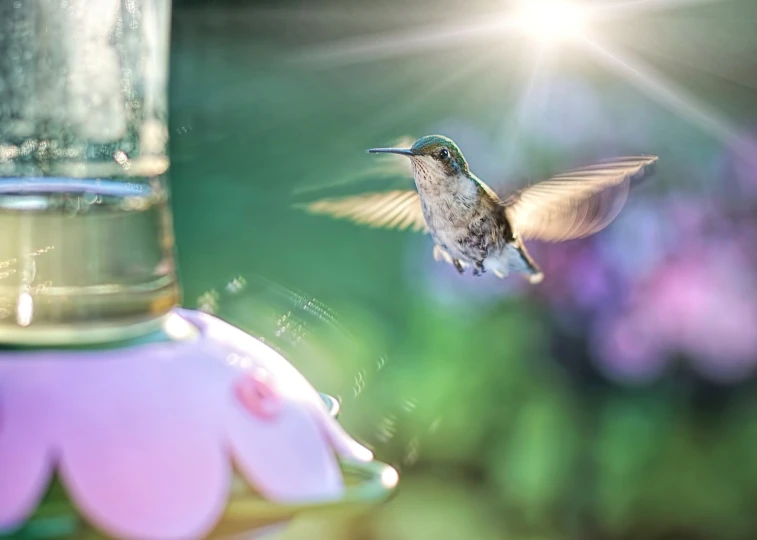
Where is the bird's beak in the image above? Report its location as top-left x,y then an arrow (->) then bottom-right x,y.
367,147 -> 415,156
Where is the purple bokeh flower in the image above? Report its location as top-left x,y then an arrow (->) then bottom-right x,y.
535,193 -> 757,384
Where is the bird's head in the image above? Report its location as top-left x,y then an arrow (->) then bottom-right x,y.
368,135 -> 470,178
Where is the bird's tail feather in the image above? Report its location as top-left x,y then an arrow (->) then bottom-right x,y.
516,241 -> 544,284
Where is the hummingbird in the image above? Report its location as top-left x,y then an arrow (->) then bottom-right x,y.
302,135 -> 658,284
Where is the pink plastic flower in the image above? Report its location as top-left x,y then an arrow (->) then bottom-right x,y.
0,309 -> 372,539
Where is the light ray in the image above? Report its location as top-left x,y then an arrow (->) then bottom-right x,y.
355,42 -> 507,134
294,13 -> 519,67
620,42 -> 757,91
516,45 -> 550,122
595,0 -> 737,16
493,41 -> 557,174
293,46 -> 504,195
581,36 -> 747,153
291,137 -> 414,195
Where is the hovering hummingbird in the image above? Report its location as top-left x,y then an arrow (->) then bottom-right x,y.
303,135 -> 658,284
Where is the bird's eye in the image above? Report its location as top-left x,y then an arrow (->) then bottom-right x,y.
439,148 -> 450,159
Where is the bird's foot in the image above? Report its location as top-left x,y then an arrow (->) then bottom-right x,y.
433,244 -> 452,264
453,258 -> 465,275
472,262 -> 486,277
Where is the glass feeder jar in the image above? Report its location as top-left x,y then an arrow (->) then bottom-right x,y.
0,0 -> 178,345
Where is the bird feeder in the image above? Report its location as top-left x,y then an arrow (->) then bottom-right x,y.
0,1 -> 397,538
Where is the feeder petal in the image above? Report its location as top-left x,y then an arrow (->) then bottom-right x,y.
228,398 -> 343,502
0,363 -> 56,530
55,348 -> 229,540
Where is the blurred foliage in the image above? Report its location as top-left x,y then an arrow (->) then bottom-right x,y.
170,1 -> 757,538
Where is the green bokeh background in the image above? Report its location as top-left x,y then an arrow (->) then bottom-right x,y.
168,1 -> 757,538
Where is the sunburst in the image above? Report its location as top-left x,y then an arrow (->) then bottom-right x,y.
289,0 -> 746,154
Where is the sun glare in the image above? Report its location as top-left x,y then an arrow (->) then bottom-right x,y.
513,0 -> 589,43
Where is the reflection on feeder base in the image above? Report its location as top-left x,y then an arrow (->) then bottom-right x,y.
0,177 -> 179,346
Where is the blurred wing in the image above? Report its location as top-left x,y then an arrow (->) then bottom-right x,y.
504,155 -> 658,242
301,190 -> 428,232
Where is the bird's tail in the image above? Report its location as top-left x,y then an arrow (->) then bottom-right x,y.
515,240 -> 544,284
489,240 -> 544,284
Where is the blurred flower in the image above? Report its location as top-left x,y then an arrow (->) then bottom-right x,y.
536,194 -> 757,383
603,241 -> 757,383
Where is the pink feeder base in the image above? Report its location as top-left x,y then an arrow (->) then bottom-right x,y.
0,308 -> 379,540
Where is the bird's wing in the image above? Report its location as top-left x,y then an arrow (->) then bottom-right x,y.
300,190 -> 428,233
503,155 -> 658,242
